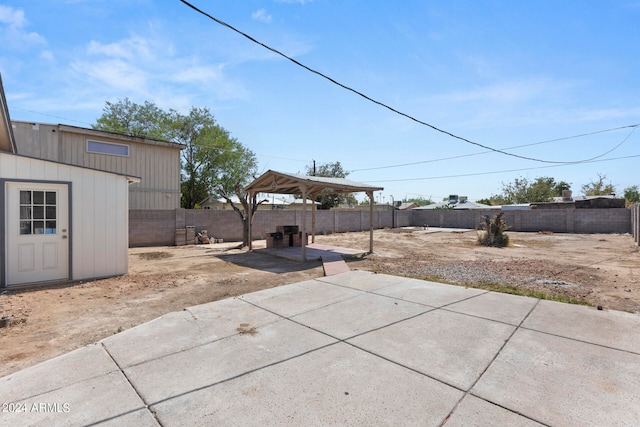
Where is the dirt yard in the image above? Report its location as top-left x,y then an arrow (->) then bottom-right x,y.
1,228 -> 638,378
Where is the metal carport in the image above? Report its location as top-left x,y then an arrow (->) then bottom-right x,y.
243,170 -> 383,261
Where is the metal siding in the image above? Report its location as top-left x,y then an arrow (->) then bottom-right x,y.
116,178 -> 129,274
94,172 -> 108,276
1,152 -> 129,282
81,169 -> 96,278
14,124 -> 181,209
69,166 -> 84,280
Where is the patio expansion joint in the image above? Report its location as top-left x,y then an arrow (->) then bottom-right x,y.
2,344 -> 123,405
98,342 -> 163,427
439,298 -> 546,427
517,325 -> 640,357
145,341 -> 340,409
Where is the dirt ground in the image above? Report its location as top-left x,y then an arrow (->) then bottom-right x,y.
1,228 -> 638,378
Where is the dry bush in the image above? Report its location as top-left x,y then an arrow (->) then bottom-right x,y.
478,212 -> 510,247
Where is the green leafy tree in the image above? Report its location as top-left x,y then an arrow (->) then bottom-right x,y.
475,197 -> 495,206
402,197 -> 433,206
94,98 -> 171,139
304,161 -> 357,209
623,185 -> 640,204
94,99 -> 262,245
498,176 -> 571,204
581,173 -> 616,196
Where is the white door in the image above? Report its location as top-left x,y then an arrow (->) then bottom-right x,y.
5,182 -> 69,286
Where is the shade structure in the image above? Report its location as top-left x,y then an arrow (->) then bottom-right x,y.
243,170 -> 384,260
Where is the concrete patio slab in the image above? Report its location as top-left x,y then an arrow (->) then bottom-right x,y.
0,370 -> 157,427
348,309 -> 516,390
2,271 -> 639,426
445,291 -> 539,325
522,299 -> 640,353
102,298 -> 281,367
472,328 -> 640,426
124,318 -> 337,404
317,269 -> 405,291
321,255 -> 351,276
444,395 -> 544,427
291,292 -> 430,339
374,277 -> 486,307
0,344 -> 118,403
238,278 -> 359,317
150,342 -> 464,426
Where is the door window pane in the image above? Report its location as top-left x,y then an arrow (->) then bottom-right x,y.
46,206 -> 57,219
20,221 -> 31,235
20,206 -> 32,220
33,221 -> 45,234
33,191 -> 44,205
20,191 -> 31,204
45,221 -> 57,234
46,192 -> 56,205
33,206 -> 44,219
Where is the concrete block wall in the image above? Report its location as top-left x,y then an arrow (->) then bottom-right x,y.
129,210 -> 177,247
574,208 -> 631,234
129,207 -> 634,247
129,208 -> 396,247
411,208 -> 631,234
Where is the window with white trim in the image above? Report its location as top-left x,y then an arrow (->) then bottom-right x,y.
86,140 -> 129,157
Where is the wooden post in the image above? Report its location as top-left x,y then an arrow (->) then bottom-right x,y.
311,192 -> 316,244
301,186 -> 307,261
368,190 -> 374,253
248,191 -> 253,250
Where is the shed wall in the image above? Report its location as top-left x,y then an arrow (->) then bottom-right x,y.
1,152 -> 129,282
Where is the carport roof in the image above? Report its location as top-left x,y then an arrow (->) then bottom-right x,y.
244,170 -> 383,196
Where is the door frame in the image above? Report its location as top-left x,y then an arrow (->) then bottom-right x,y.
1,179 -> 73,288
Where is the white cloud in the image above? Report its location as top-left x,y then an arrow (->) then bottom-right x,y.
0,5 -> 26,27
251,9 -> 272,24
71,58 -> 150,95
86,36 -> 152,60
173,65 -> 225,83
40,50 -> 55,61
0,5 -> 45,49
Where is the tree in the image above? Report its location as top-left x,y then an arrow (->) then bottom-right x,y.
623,185 -> 640,204
94,98 -> 171,140
304,161 -> 357,209
496,176 -> 571,204
581,173 -> 616,196
402,197 -> 433,206
475,197 -> 495,206
94,99 -> 261,246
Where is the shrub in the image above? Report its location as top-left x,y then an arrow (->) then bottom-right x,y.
478,212 -> 509,247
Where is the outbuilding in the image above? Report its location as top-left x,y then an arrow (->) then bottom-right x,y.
1,76 -> 137,288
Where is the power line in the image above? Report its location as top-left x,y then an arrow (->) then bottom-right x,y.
364,153 -> 640,183
12,107 -> 94,127
179,0 -> 635,165
350,123 -> 640,172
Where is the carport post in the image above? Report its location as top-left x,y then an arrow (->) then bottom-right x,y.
301,186 -> 307,261
368,190 -> 374,253
311,192 -> 317,244
248,190 -> 253,250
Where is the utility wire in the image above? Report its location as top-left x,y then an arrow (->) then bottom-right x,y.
179,0 -> 635,165
351,123 -> 639,172
365,153 -> 640,183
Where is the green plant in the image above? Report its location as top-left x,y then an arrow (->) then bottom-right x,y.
478,212 -> 509,247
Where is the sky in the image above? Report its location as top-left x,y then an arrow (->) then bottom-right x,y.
1,0 -> 639,203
